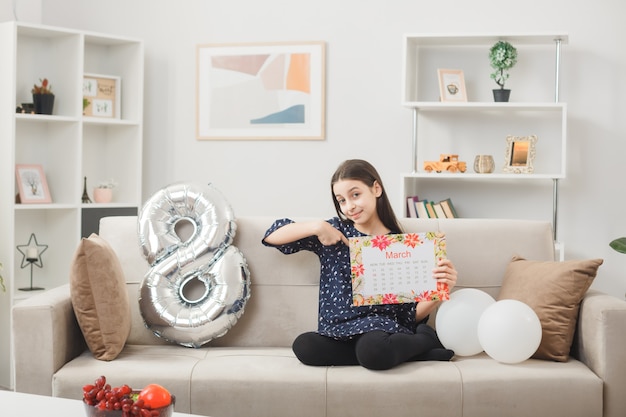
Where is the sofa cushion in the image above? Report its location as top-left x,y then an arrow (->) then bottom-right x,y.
52,345 -> 204,413
326,360 -> 462,417
454,353 -> 602,417
69,233 -> 131,360
191,347 -> 328,417
498,256 -> 602,361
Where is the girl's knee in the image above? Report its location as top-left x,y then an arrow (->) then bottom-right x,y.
355,336 -> 395,370
292,332 -> 320,366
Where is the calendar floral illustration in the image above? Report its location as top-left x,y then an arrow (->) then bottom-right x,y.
350,232 -> 449,306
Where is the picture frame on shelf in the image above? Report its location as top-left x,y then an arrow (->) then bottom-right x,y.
437,69 -> 467,102
196,41 -> 326,140
503,135 -> 538,174
15,164 -> 52,204
83,74 -> 121,119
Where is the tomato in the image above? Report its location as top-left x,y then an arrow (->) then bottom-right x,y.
137,383 -> 172,409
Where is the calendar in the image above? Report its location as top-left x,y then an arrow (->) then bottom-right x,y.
349,232 -> 449,306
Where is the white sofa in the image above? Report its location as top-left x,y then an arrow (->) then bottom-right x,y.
12,216 -> 626,417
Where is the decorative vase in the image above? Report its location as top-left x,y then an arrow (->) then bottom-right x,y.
93,188 -> 113,203
32,93 -> 55,115
493,89 -> 511,102
474,155 -> 495,174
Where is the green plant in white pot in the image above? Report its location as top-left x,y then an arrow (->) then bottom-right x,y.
489,40 -> 517,102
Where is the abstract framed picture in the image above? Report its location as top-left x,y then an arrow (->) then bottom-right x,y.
437,69 -> 467,102
82,74 -> 121,119
15,164 -> 52,204
196,41 -> 326,140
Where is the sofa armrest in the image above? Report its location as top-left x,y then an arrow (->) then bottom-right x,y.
12,284 -> 86,395
575,289 -> 626,417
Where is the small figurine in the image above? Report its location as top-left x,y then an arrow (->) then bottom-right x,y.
423,154 -> 467,173
82,176 -> 92,203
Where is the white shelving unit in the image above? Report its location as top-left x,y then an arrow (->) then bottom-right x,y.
0,22 -> 144,389
401,33 -> 567,243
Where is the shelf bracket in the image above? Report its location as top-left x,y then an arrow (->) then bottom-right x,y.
554,38 -> 562,102
412,108 -> 418,173
552,178 -> 559,242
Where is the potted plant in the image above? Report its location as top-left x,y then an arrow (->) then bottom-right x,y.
489,41 -> 517,102
93,178 -> 117,203
610,237 -> 626,254
31,78 -> 55,114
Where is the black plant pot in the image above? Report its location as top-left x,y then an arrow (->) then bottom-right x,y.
33,93 -> 55,115
493,89 -> 511,103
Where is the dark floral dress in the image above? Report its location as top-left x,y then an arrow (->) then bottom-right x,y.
263,217 -> 419,340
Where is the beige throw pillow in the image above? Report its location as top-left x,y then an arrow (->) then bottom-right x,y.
70,233 -> 131,360
498,256 -> 603,362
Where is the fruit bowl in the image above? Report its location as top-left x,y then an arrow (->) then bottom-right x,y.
82,376 -> 174,417
83,399 -> 174,417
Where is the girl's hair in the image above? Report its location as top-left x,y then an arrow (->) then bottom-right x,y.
331,159 -> 404,233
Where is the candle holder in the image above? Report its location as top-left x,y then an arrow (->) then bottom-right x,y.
16,233 -> 48,291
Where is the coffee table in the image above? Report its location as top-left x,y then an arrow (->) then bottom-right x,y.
1,390 -> 207,416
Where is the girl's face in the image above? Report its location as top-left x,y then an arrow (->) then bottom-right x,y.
333,179 -> 383,229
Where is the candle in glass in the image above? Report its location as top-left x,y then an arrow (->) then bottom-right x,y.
27,247 -> 38,260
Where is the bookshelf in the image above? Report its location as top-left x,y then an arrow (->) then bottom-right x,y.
401,33 -> 567,246
0,22 -> 144,389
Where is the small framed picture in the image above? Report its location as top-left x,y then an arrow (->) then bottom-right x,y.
15,164 -> 52,204
504,135 -> 538,174
83,74 -> 121,119
437,69 -> 467,102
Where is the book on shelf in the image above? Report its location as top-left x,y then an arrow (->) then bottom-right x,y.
411,198 -> 459,219
406,195 -> 419,218
432,202 -> 446,219
425,201 -> 437,218
414,200 -> 430,219
439,198 -> 458,218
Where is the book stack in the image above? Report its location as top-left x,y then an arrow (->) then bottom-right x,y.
406,196 -> 458,219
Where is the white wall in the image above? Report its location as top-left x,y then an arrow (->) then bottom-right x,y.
0,0 -> 41,23
4,0 -> 626,298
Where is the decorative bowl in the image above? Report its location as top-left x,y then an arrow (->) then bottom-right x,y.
83,396 -> 175,417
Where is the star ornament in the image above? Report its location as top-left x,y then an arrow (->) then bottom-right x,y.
17,233 -> 48,268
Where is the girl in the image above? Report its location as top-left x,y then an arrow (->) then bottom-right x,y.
262,159 -> 457,370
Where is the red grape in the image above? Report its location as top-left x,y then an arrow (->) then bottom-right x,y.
82,376 -> 171,417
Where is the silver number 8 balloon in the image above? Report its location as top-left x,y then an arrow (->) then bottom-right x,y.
137,182 -> 251,347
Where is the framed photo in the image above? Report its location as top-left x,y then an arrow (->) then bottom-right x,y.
504,135 -> 538,174
196,41 -> 326,140
15,164 -> 52,204
437,69 -> 467,102
83,74 -> 121,119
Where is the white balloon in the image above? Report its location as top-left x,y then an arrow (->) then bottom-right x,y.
477,299 -> 542,364
435,289 -> 496,356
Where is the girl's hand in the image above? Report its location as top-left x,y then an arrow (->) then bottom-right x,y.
416,259 -> 458,320
433,258 -> 457,290
264,220 -> 348,247
316,221 -> 349,246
